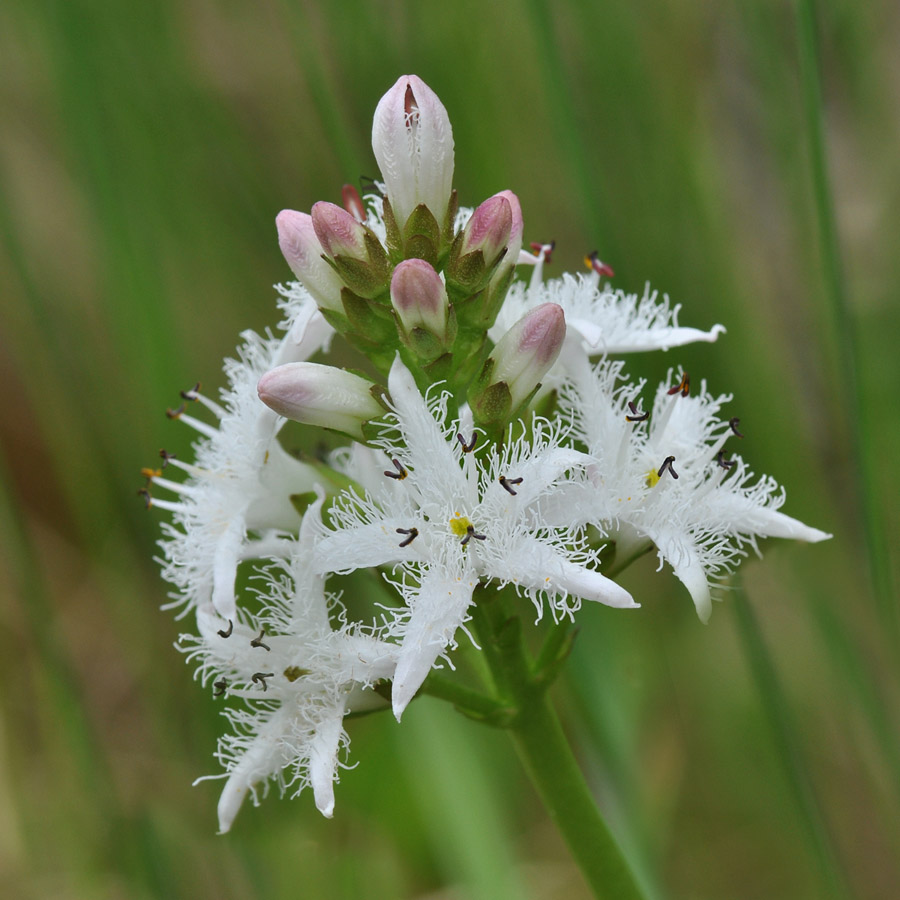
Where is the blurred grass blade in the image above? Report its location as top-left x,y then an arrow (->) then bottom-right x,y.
733,583 -> 852,900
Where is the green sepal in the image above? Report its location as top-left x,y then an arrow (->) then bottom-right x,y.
341,289 -> 397,344
316,305 -> 352,337
381,196 -> 404,262
332,253 -> 389,300
470,381 -> 513,432
441,189 -> 459,248
402,203 -> 441,266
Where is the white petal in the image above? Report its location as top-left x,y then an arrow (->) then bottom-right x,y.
492,536 -> 637,609
309,705 -> 346,818
212,514 -> 246,619
392,569 -> 476,720
313,519 -> 417,574
653,531 -> 713,623
738,507 -> 832,543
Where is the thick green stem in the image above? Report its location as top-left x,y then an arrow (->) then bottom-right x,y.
470,591 -> 646,900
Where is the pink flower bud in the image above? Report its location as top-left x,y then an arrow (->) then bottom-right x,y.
459,194 -> 513,264
372,75 -> 455,229
257,363 -> 382,439
311,201 -> 369,260
276,210 -> 344,312
390,259 -> 449,337
489,303 -> 566,408
492,190 -> 523,267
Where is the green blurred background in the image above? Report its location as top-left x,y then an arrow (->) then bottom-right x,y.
1,0 -> 898,897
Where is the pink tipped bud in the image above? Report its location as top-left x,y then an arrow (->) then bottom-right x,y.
276,210 -> 344,312
490,303 -> 566,408
311,201 -> 369,259
390,259 -> 449,336
459,195 -> 513,264
493,190 -> 523,263
258,363 -> 382,439
372,75 -> 455,229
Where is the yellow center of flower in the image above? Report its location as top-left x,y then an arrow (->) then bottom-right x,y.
645,468 -> 661,488
449,514 -> 474,537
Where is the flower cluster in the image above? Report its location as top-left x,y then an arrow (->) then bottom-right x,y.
144,75 -> 829,829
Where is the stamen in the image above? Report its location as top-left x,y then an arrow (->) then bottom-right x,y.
584,250 -> 615,279
180,382 -> 202,401
530,240 -> 555,263
141,467 -> 162,483
251,672 -> 274,692
729,417 -> 744,438
250,629 -> 271,651
456,433 -> 478,453
217,620 -> 233,638
213,678 -> 228,697
667,372 -> 690,397
159,449 -> 176,468
717,450 -> 735,470
499,475 -> 523,496
359,175 -> 383,198
396,527 -> 419,548
137,488 -> 152,509
625,401 -> 649,422
460,525 -> 487,546
384,458 -> 408,480
166,403 -> 186,420
341,184 -> 366,222
657,456 -> 679,479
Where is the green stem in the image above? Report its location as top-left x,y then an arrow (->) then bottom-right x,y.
470,590 -> 646,900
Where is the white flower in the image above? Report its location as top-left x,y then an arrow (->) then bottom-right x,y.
183,497 -> 397,830
148,291 -> 333,619
556,355 -> 831,621
492,247 -> 724,358
312,356 -> 636,719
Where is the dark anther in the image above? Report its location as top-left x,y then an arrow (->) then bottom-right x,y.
457,433 -> 478,453
585,250 -> 615,279
717,450 -> 735,470
461,525 -> 487,546
251,629 -> 271,652
530,240 -> 555,263
657,456 -> 679,479
384,458 -> 408,480
359,175 -> 383,198
394,528 -> 419,547
625,401 -> 649,422
165,403 -> 185,420
159,449 -> 176,468
251,672 -> 274,692
217,619 -> 233,638
180,382 -> 201,401
729,417 -> 744,438
396,527 -> 419,548
137,488 -> 152,509
213,678 -> 228,697
499,475 -> 524,496
667,372 -> 690,397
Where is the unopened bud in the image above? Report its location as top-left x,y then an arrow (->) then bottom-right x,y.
372,75 -> 455,230
312,201 -> 369,259
459,195 -> 513,264
470,303 -> 566,428
311,202 -> 390,299
276,210 -> 344,312
390,260 -> 449,336
258,363 -> 383,439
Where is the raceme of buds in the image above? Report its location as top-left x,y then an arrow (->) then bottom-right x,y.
311,202 -> 391,300
276,210 -> 344,312
258,362 -> 384,439
389,260 -> 455,361
469,302 -> 566,430
372,75 -> 455,231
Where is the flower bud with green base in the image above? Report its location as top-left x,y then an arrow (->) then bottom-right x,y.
276,210 -> 345,313
311,202 -> 392,300
468,303 -> 566,435
258,362 -> 385,441
390,260 -> 456,364
445,194 -> 513,298
474,190 -> 524,330
372,75 -> 455,234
